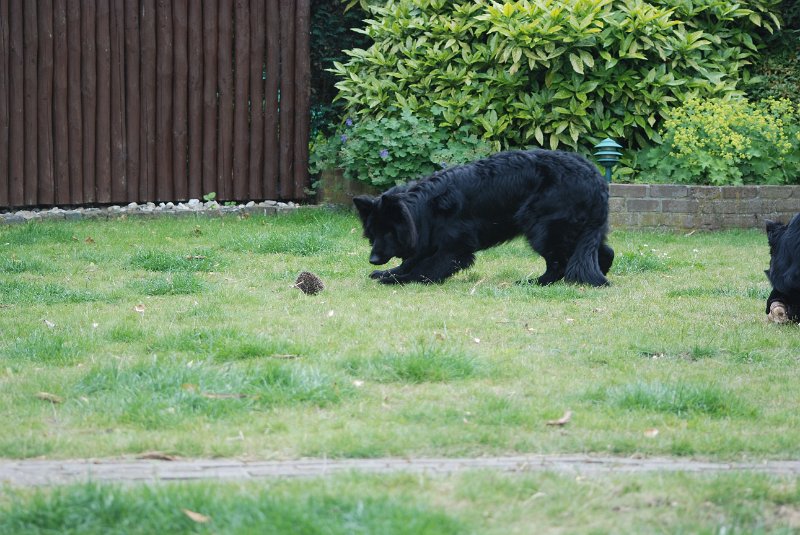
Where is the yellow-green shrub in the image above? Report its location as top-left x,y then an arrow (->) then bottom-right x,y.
638,98 -> 800,185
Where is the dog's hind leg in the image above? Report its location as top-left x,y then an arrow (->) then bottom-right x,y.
377,252 -> 475,284
599,243 -> 614,276
521,221 -> 569,285
563,226 -> 608,286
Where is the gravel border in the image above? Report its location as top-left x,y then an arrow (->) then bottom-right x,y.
3,455 -> 800,487
0,199 -> 301,225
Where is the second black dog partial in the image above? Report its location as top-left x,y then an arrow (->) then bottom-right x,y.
765,215 -> 800,323
353,149 -> 614,286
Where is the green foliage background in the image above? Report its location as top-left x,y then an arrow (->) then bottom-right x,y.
331,0 -> 781,154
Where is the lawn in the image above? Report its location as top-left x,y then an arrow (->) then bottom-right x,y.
1,208 -> 799,533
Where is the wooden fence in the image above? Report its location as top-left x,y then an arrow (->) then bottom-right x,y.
0,0 -> 311,209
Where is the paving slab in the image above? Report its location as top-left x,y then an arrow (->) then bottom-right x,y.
2,455 -> 800,487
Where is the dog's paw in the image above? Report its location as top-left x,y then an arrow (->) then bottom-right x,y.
369,269 -> 388,280
768,301 -> 790,324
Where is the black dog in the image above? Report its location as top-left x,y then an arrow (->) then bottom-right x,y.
765,216 -> 800,323
353,149 -> 613,286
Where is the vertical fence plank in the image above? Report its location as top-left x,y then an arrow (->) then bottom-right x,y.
23,1 -> 38,205
293,0 -> 310,199
232,0 -> 249,200
172,0 -> 188,200
0,0 -> 8,208
217,0 -> 233,200
1,0 -> 313,209
80,0 -> 95,203
109,0 -> 127,203
124,0 -> 140,201
263,0 -> 279,199
8,0 -> 23,207
278,0 -> 294,200
37,0 -> 54,205
53,0 -> 69,205
155,0 -> 173,201
187,0 -> 203,199
140,0 -> 156,200
201,0 -> 218,198
95,0 -> 111,203
67,0 -> 82,203
248,0 -> 265,200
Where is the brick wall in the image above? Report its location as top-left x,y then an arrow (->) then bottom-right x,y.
609,184 -> 800,230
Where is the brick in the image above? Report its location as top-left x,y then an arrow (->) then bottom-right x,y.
774,198 -> 800,212
759,186 -> 794,199
687,186 -> 722,200
662,199 -> 699,213
608,198 -> 626,212
609,184 -> 648,198
649,185 -> 688,199
626,199 -> 661,212
721,186 -> 759,200
609,212 -> 638,229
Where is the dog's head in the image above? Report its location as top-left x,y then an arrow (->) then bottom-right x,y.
353,194 -> 418,265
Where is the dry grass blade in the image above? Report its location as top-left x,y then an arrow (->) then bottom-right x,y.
136,451 -> 179,461
35,392 -> 63,404
182,509 -> 211,523
546,410 -> 572,426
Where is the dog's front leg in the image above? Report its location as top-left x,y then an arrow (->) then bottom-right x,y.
378,252 -> 474,284
370,257 -> 420,282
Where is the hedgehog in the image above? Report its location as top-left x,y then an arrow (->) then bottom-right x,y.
294,271 -> 325,295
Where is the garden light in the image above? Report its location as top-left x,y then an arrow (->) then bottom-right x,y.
593,138 -> 623,182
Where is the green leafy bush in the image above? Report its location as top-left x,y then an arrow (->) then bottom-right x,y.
747,31 -> 800,105
310,112 -> 493,187
332,0 -> 781,153
637,97 -> 800,185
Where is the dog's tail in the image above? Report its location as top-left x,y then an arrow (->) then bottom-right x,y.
564,225 -> 609,286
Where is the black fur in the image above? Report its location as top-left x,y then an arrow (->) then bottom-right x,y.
765,215 -> 800,321
353,149 -> 614,286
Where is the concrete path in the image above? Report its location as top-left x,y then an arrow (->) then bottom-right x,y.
3,455 -> 800,487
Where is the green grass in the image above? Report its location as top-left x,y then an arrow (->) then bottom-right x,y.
2,212 -> 800,464
4,211 -> 800,530
1,472 -> 799,534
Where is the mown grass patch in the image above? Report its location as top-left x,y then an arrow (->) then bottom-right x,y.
667,285 -> 771,300
0,479 -> 465,535
0,221 -> 75,245
591,381 -> 756,418
0,280 -> 105,306
127,273 -> 207,296
0,329 -> 91,365
70,360 -> 351,428
1,471 -> 798,534
129,249 -> 223,272
0,256 -> 49,274
149,328 -> 305,362
342,344 -> 485,384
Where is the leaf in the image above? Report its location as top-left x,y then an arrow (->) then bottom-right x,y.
568,53 -> 584,74
201,392 -> 252,400
182,509 -> 211,524
36,392 -> 64,404
644,428 -> 659,438
546,410 -> 572,426
137,451 -> 179,461
133,304 -> 146,314
43,319 -> 55,329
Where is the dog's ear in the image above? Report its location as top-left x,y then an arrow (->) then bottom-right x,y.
382,194 -> 418,251
765,219 -> 785,249
353,195 -> 377,225
766,219 -> 779,234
